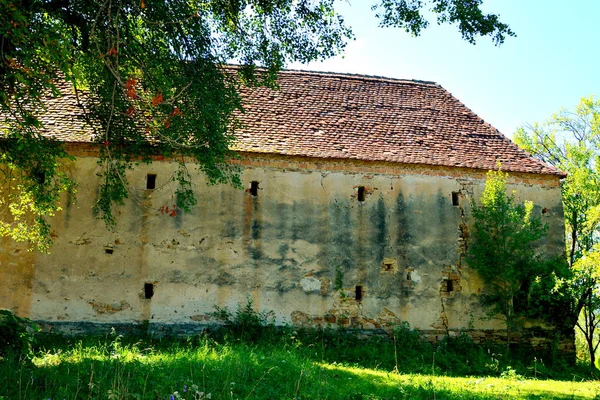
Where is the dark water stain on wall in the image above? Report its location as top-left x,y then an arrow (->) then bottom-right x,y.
354,197 -> 367,284
320,200 -> 355,287
220,190 -> 240,239
63,187 -> 75,229
275,202 -> 290,240
290,201 -> 321,243
372,196 -> 388,264
173,203 -> 184,229
398,192 -> 459,268
395,191 -> 411,266
243,192 -> 263,260
435,189 -> 456,262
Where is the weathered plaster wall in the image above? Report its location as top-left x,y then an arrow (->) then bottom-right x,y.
0,151 -> 566,348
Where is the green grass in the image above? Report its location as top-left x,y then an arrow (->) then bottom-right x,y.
0,327 -> 598,399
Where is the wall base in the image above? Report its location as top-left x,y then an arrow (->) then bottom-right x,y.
35,321 -> 575,364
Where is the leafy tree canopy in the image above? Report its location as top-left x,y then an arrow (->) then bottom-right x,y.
515,97 -> 600,264
468,169 -> 547,341
515,96 -> 600,368
0,0 -> 514,251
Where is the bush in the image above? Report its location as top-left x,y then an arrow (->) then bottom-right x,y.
435,333 -> 492,375
0,309 -> 39,360
211,299 -> 276,341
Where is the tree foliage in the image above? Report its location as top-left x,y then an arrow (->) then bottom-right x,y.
515,96 -> 600,368
468,169 -> 548,349
374,0 -> 514,45
0,0 -> 514,251
0,309 -> 39,360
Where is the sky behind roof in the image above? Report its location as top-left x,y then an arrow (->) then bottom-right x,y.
289,0 -> 600,138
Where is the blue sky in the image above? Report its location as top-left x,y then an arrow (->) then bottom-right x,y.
289,0 -> 600,138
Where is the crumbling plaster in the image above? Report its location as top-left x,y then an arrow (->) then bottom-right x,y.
1,151 -> 565,338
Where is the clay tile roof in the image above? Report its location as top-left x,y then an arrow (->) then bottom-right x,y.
2,68 -> 564,177
232,69 -> 564,177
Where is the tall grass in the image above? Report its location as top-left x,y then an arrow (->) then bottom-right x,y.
0,323 -> 598,400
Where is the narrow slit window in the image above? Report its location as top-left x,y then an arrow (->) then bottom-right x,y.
144,283 -> 154,299
250,181 -> 259,196
355,285 -> 363,301
445,279 -> 454,292
146,174 -> 157,190
357,186 -> 365,202
406,271 -> 412,281
451,192 -> 459,206
105,247 -> 114,255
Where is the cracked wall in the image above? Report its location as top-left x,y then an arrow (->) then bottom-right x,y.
0,150 -> 566,349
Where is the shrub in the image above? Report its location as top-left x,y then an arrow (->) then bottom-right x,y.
211,299 -> 275,341
0,309 -> 39,359
435,333 -> 492,375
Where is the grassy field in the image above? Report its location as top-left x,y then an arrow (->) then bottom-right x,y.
0,323 -> 598,400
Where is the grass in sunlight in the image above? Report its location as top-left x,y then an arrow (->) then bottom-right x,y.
318,363 -> 600,400
0,326 -> 598,400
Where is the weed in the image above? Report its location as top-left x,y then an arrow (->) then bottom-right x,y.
335,265 -> 344,290
0,318 -> 598,399
170,383 -> 211,399
211,298 -> 276,341
500,365 -> 524,380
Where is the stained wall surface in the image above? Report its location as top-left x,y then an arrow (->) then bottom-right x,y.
0,153 -> 565,340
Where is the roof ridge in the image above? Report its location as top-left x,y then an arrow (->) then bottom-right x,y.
220,64 -> 439,86
277,68 -> 439,86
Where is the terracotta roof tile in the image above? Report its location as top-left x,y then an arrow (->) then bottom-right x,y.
231,69 -> 563,176
1,69 -> 563,177
1,80 -> 97,143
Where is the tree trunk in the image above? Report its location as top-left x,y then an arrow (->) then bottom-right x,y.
577,302 -> 599,369
506,297 -> 513,356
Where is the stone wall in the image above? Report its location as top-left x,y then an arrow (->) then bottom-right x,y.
0,149 -> 569,355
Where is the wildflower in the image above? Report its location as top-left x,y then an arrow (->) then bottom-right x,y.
184,384 -> 188,392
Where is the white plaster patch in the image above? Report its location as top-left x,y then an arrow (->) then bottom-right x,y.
299,276 -> 321,293
411,269 -> 422,284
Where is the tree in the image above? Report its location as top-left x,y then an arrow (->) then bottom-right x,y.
0,0 -> 515,251
515,96 -> 600,368
468,168 -> 548,352
571,249 -> 600,368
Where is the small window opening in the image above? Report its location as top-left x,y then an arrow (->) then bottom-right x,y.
146,174 -> 157,190
144,283 -> 154,299
406,271 -> 412,281
355,285 -> 363,301
250,181 -> 259,196
445,279 -> 454,292
381,258 -> 397,273
357,186 -> 365,202
542,207 -> 550,215
105,247 -> 114,255
451,192 -> 459,206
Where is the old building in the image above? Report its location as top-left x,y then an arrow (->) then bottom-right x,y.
0,69 -> 570,354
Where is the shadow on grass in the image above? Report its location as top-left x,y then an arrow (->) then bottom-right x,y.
0,335 -> 597,400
